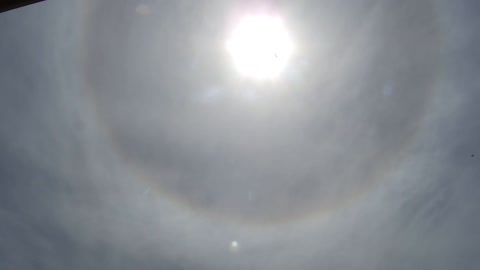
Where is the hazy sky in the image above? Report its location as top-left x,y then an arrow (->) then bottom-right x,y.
1,0 -> 480,269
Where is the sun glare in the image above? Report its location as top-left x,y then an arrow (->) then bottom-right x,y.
227,15 -> 293,80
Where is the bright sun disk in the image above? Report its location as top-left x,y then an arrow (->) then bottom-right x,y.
227,14 -> 293,80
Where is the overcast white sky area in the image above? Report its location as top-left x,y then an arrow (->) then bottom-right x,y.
1,0 -> 480,269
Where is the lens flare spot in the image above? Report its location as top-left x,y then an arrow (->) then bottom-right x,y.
230,240 -> 239,252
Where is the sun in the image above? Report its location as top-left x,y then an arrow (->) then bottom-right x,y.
226,14 -> 293,80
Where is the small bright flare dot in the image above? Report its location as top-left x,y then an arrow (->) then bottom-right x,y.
230,241 -> 239,251
227,14 -> 293,80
